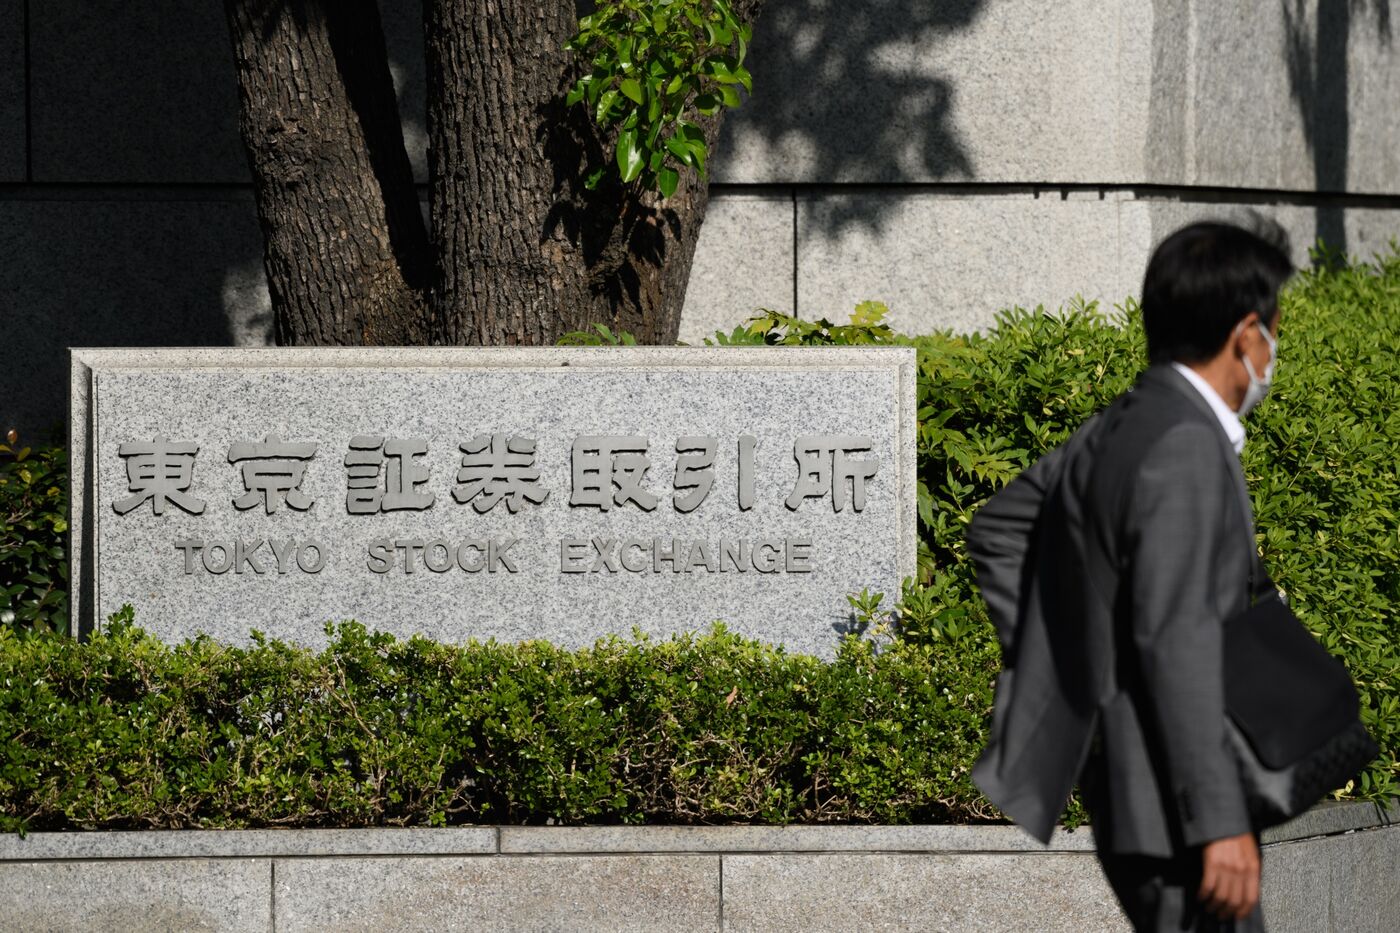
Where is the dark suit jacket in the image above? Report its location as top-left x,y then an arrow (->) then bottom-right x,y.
967,364 -> 1258,856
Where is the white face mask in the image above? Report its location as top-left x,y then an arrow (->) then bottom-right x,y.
1239,320 -> 1277,416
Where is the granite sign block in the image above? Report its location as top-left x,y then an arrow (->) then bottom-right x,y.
72,348 -> 915,657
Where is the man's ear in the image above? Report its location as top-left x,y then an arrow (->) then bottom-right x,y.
1231,312 -> 1262,352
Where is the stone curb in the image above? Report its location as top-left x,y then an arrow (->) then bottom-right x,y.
2,799 -> 1392,861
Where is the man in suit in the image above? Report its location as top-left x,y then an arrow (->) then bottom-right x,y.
966,221 -> 1294,931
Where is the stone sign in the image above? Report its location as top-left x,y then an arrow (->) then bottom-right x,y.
71,348 -> 916,657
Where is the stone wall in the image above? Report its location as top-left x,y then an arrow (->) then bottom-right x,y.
3,1 -> 1399,435
1,801 -> 1395,931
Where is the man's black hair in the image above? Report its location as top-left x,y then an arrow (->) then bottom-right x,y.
1140,219 -> 1295,365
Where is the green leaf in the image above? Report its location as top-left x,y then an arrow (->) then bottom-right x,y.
676,121 -> 704,143
595,88 -> 619,124
616,129 -> 644,183
657,167 -> 679,198
852,301 -> 890,327
619,78 -> 644,105
665,135 -> 696,167
688,138 -> 708,172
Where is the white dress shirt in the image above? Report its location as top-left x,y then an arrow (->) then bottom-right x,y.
1171,362 -> 1245,455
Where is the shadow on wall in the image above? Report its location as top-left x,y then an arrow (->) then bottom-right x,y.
0,200 -> 263,440
721,0 -> 984,226
1,1 -> 272,439
1283,0 -> 1393,259
382,0 -> 428,183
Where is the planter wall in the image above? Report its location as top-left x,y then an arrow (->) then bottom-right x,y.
1,801 -> 1395,931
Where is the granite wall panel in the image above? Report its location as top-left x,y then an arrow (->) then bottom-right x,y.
0,198 -> 267,440
678,191 -> 795,344
273,855 -> 719,933
0,858 -> 270,933
0,2 -> 25,181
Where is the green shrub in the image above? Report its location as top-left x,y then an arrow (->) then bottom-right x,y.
1246,249 -> 1400,798
3,249 -> 1397,827
0,431 -> 69,635
0,614 -> 998,833
715,247 -> 1400,805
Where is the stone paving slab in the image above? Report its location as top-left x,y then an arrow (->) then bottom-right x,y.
0,827 -> 495,861
1263,824 -> 1400,933
500,823 -> 1097,854
1262,797 -> 1400,845
0,857 -> 270,933
273,854 -> 719,932
720,852 -> 1127,932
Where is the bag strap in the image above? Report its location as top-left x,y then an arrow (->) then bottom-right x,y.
1249,546 -> 1279,605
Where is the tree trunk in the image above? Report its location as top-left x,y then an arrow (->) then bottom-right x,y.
424,0 -> 762,346
227,0 -> 763,347
224,0 -> 430,345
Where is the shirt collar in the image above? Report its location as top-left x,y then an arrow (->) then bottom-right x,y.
1170,362 -> 1245,455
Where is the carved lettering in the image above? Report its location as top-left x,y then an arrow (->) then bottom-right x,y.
786,436 -> 879,512
344,436 -> 434,514
454,434 -> 549,513
367,538 -> 393,574
457,541 -> 488,573
174,537 -> 203,574
114,437 -> 205,515
234,538 -> 266,574
228,435 -> 317,513
570,436 -> 658,511
296,540 -> 327,573
674,436 -> 716,513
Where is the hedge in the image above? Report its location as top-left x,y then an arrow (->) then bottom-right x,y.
0,614 -> 1004,833
0,431 -> 66,635
1,246 -> 1397,831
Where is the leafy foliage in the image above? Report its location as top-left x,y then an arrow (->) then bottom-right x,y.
0,432 -> 68,636
5,250 -> 1398,829
1245,247 -> 1400,800
696,247 -> 1400,806
557,322 -> 641,346
0,614 -> 998,834
566,0 -> 753,196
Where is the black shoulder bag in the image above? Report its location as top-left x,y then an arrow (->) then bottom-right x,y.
1224,568 -> 1379,827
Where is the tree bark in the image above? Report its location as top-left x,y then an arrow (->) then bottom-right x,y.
227,0 -> 764,347
424,0 -> 763,346
224,0 -> 430,345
